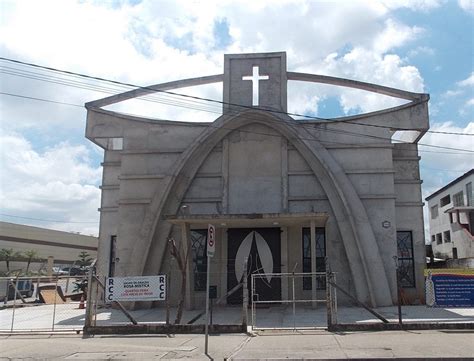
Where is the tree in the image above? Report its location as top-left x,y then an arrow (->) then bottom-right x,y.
76,251 -> 93,270
168,238 -> 190,324
0,248 -> 21,272
24,249 -> 39,274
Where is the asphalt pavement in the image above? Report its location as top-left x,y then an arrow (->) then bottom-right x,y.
1,329 -> 473,360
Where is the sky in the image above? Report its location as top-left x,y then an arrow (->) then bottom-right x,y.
0,0 -> 473,239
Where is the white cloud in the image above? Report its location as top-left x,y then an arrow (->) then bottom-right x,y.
0,0 -> 427,120
381,0 -> 443,11
0,0 -> 449,235
442,89 -> 463,97
420,121 -> 474,183
420,121 -> 474,242
407,46 -> 435,58
0,131 -> 101,235
372,19 -> 424,53
458,0 -> 474,14
458,72 -> 474,87
317,49 -> 424,114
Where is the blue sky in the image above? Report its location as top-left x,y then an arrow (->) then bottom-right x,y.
0,0 -> 473,237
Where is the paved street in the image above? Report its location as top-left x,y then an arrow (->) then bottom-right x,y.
1,329 -> 474,360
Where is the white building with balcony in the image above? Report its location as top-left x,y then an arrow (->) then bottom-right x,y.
426,169 -> 474,260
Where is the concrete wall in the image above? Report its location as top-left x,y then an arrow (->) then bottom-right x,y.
85,52 -> 429,308
86,105 -> 428,307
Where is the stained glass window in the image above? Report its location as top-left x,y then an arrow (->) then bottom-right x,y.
191,229 -> 207,291
302,227 -> 326,290
397,231 -> 415,288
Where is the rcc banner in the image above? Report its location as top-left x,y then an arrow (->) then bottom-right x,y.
105,275 -> 166,302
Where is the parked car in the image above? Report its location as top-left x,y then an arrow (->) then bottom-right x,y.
61,267 -> 86,276
52,267 -> 68,276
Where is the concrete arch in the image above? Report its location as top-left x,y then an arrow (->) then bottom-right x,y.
126,109 -> 394,307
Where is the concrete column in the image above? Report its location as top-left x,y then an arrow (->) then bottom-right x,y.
310,220 -> 317,307
181,222 -> 194,310
47,256 -> 54,278
281,226 -> 288,301
221,138 -> 229,213
281,138 -> 288,212
219,227 -> 228,302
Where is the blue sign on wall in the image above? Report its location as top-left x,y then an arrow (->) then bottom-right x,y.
425,271 -> 474,307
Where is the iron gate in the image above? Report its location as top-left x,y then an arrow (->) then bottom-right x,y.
250,272 -> 337,330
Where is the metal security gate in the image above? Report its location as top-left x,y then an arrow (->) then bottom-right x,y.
250,272 -> 336,330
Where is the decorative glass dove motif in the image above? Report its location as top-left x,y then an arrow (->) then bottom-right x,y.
235,231 -> 274,283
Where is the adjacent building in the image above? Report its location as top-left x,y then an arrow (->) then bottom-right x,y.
426,169 -> 474,261
85,52 -> 429,308
0,221 -> 98,274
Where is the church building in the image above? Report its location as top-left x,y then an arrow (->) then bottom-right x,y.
85,52 -> 428,308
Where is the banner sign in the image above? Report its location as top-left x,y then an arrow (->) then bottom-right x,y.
425,269 -> 474,308
105,275 -> 166,302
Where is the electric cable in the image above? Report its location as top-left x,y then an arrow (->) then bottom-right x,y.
2,56 -> 473,137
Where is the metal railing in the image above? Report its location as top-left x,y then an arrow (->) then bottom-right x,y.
0,275 -> 87,333
251,271 -> 337,330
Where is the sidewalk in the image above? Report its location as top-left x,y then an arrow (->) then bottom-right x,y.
1,329 -> 473,360
2,303 -> 473,332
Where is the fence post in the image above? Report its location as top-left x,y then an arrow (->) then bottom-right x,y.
292,272 -> 296,331
84,264 -> 95,330
51,276 -> 59,331
325,259 -> 333,329
10,279 -> 16,332
242,259 -> 248,328
251,274 -> 255,329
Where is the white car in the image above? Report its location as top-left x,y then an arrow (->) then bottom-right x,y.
52,267 -> 68,275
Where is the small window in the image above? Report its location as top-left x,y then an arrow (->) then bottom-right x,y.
430,205 -> 438,219
440,195 -> 451,207
436,233 -> 442,245
302,227 -> 326,290
443,230 -> 451,243
191,230 -> 207,291
108,137 -> 123,150
431,235 -> 435,243
466,182 -> 472,206
397,231 -> 415,288
453,191 -> 464,207
109,235 -> 117,277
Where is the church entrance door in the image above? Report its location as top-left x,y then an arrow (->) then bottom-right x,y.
227,228 -> 281,304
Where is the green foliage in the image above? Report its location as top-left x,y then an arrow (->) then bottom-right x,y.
73,278 -> 88,300
0,248 -> 22,272
24,249 -> 40,273
76,251 -> 93,269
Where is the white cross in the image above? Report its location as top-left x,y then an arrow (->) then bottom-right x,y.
242,66 -> 269,106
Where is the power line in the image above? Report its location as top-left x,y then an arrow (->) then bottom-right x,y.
0,213 -> 99,224
1,58 -> 473,153
0,92 -> 84,108
2,90 -> 474,155
3,59 -> 474,151
2,56 -> 473,137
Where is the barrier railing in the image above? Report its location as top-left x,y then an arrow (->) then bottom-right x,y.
250,271 -> 336,330
0,275 -> 87,333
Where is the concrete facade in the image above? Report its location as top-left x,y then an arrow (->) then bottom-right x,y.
85,52 -> 429,308
426,169 -> 474,260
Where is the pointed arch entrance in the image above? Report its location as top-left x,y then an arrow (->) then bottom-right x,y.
135,109 -> 394,307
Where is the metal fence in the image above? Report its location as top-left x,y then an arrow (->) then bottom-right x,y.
0,275 -> 87,333
84,261 -> 250,330
250,272 -> 336,330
